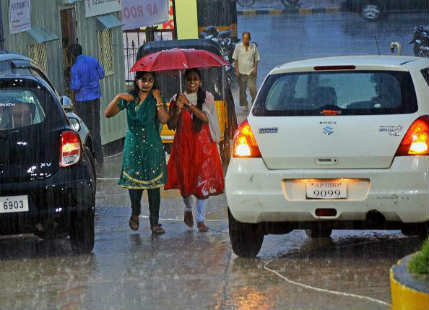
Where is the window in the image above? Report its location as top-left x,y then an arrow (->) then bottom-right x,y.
98,29 -> 114,76
27,43 -> 48,73
254,71 -> 418,116
421,68 -> 429,86
30,68 -> 58,96
0,88 -> 46,130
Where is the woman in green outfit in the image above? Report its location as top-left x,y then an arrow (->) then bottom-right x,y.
105,71 -> 169,234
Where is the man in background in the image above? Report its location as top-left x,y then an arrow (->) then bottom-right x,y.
69,43 -> 105,165
232,31 -> 260,112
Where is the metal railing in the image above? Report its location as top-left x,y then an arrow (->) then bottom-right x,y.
123,29 -> 174,82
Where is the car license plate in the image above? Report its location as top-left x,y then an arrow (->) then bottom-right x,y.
306,182 -> 347,199
0,195 -> 29,213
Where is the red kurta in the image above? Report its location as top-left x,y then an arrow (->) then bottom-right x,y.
165,103 -> 225,199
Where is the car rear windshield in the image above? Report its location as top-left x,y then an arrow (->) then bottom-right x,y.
0,79 -> 51,131
252,70 -> 418,116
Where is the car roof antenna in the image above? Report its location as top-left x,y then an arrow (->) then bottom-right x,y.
374,35 -> 381,55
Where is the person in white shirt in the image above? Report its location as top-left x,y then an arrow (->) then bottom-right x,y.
232,32 -> 261,111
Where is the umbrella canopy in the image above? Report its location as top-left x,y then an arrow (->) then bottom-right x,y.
130,48 -> 229,72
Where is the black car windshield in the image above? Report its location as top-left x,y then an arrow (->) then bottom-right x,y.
253,70 -> 418,116
0,79 -> 50,130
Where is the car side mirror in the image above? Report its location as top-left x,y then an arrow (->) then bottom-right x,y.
61,96 -> 74,112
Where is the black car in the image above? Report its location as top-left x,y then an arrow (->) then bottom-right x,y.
342,0 -> 428,21
0,53 -> 95,253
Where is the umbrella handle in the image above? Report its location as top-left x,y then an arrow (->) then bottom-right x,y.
179,71 -> 182,93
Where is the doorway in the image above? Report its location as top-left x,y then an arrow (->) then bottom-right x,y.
60,8 -> 77,97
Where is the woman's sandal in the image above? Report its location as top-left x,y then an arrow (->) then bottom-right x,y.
197,222 -> 209,233
184,211 -> 194,228
129,216 -> 139,231
151,224 -> 165,235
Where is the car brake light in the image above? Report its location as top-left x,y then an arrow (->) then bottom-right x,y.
60,131 -> 81,167
396,116 -> 429,156
321,109 -> 341,116
232,120 -> 261,158
314,65 -> 356,71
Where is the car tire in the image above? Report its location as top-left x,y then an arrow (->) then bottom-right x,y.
401,223 -> 429,239
228,209 -> 264,258
305,226 -> 332,238
70,208 -> 95,254
361,3 -> 382,21
418,223 -> 429,240
401,225 -> 420,237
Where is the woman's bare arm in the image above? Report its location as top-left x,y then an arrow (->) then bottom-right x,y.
187,104 -> 209,123
181,93 -> 208,123
105,93 -> 133,118
167,103 -> 181,130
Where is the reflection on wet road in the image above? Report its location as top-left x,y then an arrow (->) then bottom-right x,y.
0,203 -> 422,309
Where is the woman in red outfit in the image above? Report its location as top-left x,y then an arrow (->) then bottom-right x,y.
165,69 -> 224,232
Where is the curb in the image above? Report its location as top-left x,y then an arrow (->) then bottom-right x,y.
390,255 -> 429,310
238,7 -> 343,15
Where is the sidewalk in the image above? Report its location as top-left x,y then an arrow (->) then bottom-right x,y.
237,0 -> 344,15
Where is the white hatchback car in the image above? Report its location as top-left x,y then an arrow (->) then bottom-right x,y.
226,55 -> 429,257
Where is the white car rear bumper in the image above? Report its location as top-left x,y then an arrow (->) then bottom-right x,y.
225,157 -> 429,224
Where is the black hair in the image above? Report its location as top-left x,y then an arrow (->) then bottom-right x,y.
68,43 -> 82,58
131,71 -> 158,97
185,68 -> 206,132
242,31 -> 251,40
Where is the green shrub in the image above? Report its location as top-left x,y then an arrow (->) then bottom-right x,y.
408,238 -> 429,275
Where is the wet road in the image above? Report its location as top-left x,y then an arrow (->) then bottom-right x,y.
1,12 -> 428,310
237,11 -> 429,86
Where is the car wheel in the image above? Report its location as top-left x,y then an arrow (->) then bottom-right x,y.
305,226 -> 332,238
401,223 -> 429,239
228,209 -> 264,258
401,225 -> 420,237
418,223 -> 429,240
361,3 -> 381,21
70,208 -> 95,254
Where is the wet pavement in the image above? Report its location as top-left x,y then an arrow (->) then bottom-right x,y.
1,12 -> 428,310
237,11 -> 429,88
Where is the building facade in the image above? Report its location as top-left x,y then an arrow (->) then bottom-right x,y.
1,0 -> 127,145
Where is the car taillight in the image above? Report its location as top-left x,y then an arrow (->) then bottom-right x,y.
396,115 -> 429,156
232,120 -> 261,158
60,131 -> 81,167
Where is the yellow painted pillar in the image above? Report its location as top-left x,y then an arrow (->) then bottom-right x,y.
175,0 -> 199,39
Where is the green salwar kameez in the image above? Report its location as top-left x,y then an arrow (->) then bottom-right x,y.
117,93 -> 166,226
118,94 -> 167,189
